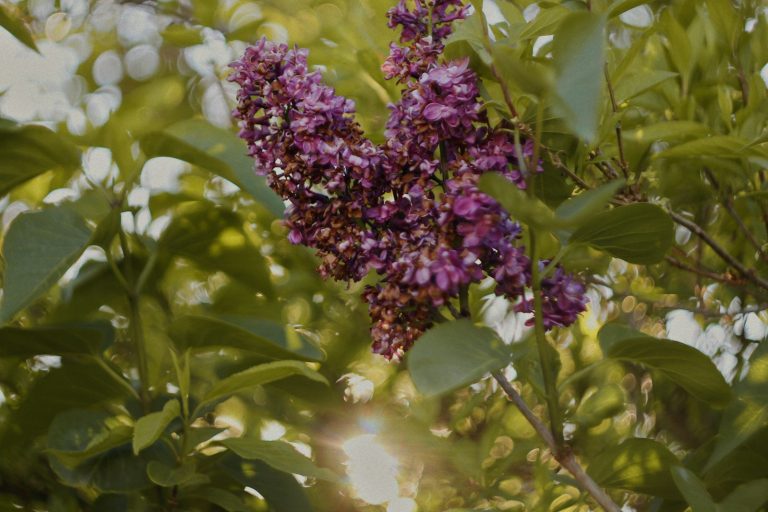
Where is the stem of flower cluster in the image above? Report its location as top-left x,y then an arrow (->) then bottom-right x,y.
491,370 -> 621,512
528,231 -> 565,448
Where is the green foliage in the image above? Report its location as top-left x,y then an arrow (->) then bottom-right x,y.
0,0 -> 766,511
407,320 -> 510,397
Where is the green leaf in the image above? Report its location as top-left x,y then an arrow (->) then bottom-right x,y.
132,399 -> 181,455
491,45 -> 553,97
552,12 -> 605,143
0,121 -> 81,196
218,453 -> 315,512
478,173 -> 557,229
221,438 -> 339,482
671,466 -> 717,512
160,203 -> 273,296
588,438 -> 680,498
140,119 -> 283,216
0,207 -> 93,323
200,360 -> 328,407
608,0 -> 652,17
187,488 -> 250,512
146,460 -> 206,487
0,322 -> 113,358
47,409 -> 133,468
519,5 -> 569,40
572,384 -> 625,428
626,121 -> 710,144
613,70 -> 678,104
569,203 -> 674,264
705,342 -> 768,470
407,319 -> 510,397
597,323 -> 644,353
0,5 -> 38,52
719,479 -> 768,512
554,179 -> 625,227
170,314 -> 324,362
654,136 -> 767,161
606,337 -> 731,406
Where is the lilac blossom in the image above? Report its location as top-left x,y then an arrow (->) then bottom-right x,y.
229,0 -> 587,359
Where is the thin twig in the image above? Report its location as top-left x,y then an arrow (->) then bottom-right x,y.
703,168 -> 767,262
664,255 -> 739,285
668,211 -> 768,291
603,64 -> 628,178
491,371 -> 621,512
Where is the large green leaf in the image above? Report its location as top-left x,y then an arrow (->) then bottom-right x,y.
552,12 -> 605,143
705,342 -> 768,470
0,121 -> 80,196
0,322 -> 112,358
719,479 -> 768,512
0,5 -> 38,51
221,438 -> 339,481
160,203 -> 273,296
605,337 -> 731,406
140,119 -> 283,216
132,399 -> 180,455
655,136 -> 767,161
588,438 -> 680,498
0,359 -> 134,448
407,319 -> 510,397
200,360 -> 328,408
170,314 -> 324,362
671,466 -> 717,512
572,384 -> 625,428
0,207 -> 93,323
613,70 -> 678,103
47,409 -> 133,468
218,453 -> 314,512
569,203 -> 674,264
146,460 -> 205,487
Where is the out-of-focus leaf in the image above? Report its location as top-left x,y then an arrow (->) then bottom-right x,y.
0,121 -> 80,196
719,479 -> 768,512
552,12 -> 605,143
200,360 -> 328,408
0,207 -> 92,323
519,5 -> 569,39
140,119 -> 284,216
608,0 -> 652,17
554,179 -> 625,227
654,136 -> 768,161
588,438 -> 680,498
170,314 -> 324,362
572,384 -> 625,428
218,453 -> 315,512
478,173 -> 557,229
569,203 -> 674,264
671,466 -> 717,512
491,45 -> 553,97
606,337 -> 731,406
47,409 -> 132,468
705,343 -> 768,470
160,202 -> 273,296
146,460 -> 205,487
0,5 -> 38,51
613,70 -> 677,103
626,121 -> 710,144
132,399 -> 180,455
408,319 -> 510,397
186,488 -> 250,512
221,438 -> 339,481
0,322 -> 112,358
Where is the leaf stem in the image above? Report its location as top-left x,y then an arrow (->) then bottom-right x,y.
603,63 -> 628,179
491,371 -> 620,512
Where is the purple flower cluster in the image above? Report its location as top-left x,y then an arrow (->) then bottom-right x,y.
229,0 -> 587,359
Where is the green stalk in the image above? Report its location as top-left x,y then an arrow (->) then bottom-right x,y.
529,231 -> 565,449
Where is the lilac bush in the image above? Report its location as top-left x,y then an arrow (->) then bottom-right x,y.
229,0 -> 587,358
